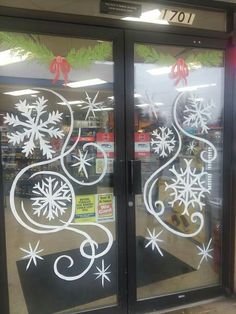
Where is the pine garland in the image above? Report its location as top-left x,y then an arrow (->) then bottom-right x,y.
0,32 -> 112,67
135,44 -> 175,65
66,42 -> 112,68
185,50 -> 223,67
0,32 -> 54,65
135,44 -> 223,67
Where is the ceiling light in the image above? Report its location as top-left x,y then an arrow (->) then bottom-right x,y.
58,100 -> 85,106
108,94 -> 141,100
176,84 -> 216,92
0,49 -> 28,66
147,66 -> 171,75
94,61 -> 114,65
3,89 -> 39,96
65,78 -> 107,88
122,9 -> 169,25
136,102 -> 163,107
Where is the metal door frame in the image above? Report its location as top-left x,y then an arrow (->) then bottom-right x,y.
0,3 -> 235,314
125,28 -> 234,313
0,14 -> 127,314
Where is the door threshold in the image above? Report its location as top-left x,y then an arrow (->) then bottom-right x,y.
148,296 -> 226,313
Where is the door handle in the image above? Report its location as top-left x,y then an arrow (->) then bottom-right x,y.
128,159 -> 142,195
113,160 -> 125,196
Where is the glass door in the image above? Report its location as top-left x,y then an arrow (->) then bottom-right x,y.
126,30 -> 227,312
0,21 -> 126,314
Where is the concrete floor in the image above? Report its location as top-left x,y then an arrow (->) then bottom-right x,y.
147,297 -> 236,314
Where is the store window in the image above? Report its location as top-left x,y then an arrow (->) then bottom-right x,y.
133,43 -> 224,299
0,31 -> 117,314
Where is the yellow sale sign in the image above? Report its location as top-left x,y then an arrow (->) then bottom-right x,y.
75,195 -> 96,222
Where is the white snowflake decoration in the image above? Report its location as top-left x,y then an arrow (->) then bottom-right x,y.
31,176 -> 71,221
20,241 -> 44,270
183,96 -> 215,134
151,127 -> 176,158
4,97 -> 64,159
82,91 -> 103,120
145,228 -> 164,256
71,150 -> 94,178
196,238 -> 213,269
165,159 -> 210,216
94,259 -> 111,287
138,91 -> 163,119
187,141 -> 196,154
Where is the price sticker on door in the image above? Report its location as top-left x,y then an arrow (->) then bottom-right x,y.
160,9 -> 195,25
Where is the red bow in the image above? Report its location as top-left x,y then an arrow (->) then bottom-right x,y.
170,58 -> 189,86
49,56 -> 71,85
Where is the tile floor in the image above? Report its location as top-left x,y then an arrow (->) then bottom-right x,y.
147,297 -> 236,314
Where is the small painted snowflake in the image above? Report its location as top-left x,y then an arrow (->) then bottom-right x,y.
138,91 -> 163,119
183,96 -> 215,134
4,96 -> 64,159
31,176 -> 71,220
151,127 -> 176,158
165,159 -> 210,216
187,141 -> 196,154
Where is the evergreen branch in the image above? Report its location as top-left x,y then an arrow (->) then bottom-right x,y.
66,42 -> 112,68
135,44 -> 223,67
0,32 -> 54,65
184,51 -> 223,67
135,44 -> 175,65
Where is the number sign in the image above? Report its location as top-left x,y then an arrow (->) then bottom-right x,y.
160,9 -> 195,25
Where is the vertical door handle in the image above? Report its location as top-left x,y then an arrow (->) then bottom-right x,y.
128,160 -> 142,195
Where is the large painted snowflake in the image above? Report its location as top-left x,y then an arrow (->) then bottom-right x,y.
31,176 -> 71,221
4,96 -> 64,159
151,127 -> 176,158
183,96 -> 215,134
165,159 -> 210,216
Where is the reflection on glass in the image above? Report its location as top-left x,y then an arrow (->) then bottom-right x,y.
0,32 -> 117,314
134,43 -> 224,300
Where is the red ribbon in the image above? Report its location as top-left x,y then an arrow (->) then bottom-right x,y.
170,58 -> 189,86
49,56 -> 71,85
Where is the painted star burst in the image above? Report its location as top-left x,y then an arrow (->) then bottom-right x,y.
94,259 -> 111,287
20,241 -> 44,270
145,228 -> 164,256
71,150 -> 94,178
196,238 -> 213,269
82,91 -> 103,120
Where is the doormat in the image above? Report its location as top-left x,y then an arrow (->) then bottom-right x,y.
17,243 -> 117,314
136,237 -> 196,287
17,237 -> 195,314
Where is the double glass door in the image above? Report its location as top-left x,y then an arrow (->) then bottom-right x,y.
0,20 -> 227,314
